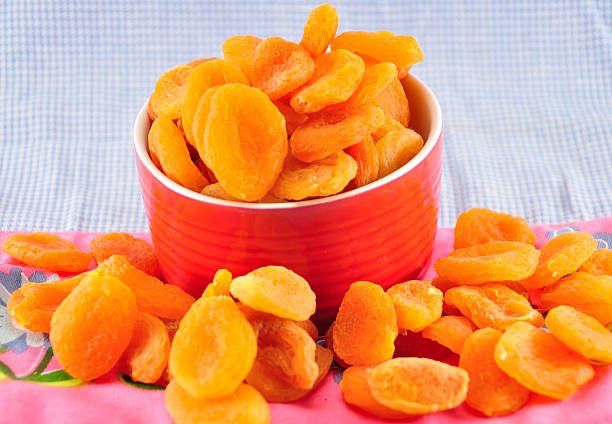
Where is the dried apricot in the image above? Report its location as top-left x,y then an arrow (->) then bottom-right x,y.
376,126 -> 424,178
521,232 -> 597,288
222,35 -> 262,84
545,305 -> 612,364
148,116 -> 208,192
165,380 -> 270,424
147,65 -> 191,121
90,232 -> 159,276
454,208 -> 536,249
2,233 -> 91,273
290,104 -> 385,162
434,241 -> 540,284
200,183 -> 241,201
181,59 -> 247,145
540,272 -> 612,325
345,137 -> 379,188
494,322 -> 594,400
203,268 -> 232,297
444,284 -> 543,330
295,319 -> 319,340
368,357 -> 469,414
230,266 -> 316,321
168,295 -> 256,398
290,49 -> 365,113
459,328 -> 530,416
50,272 -> 137,381
196,83 -> 288,201
333,281 -> 397,366
97,255 -> 195,321
7,273 -> 87,333
252,37 -> 315,100
371,116 -> 405,141
387,280 -> 443,333
578,248 -> 612,275
273,100 -> 308,135
271,151 -> 357,200
120,312 -> 170,384
300,3 -> 338,57
422,315 -> 476,354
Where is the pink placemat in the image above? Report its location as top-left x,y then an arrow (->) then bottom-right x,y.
1,217 -> 611,423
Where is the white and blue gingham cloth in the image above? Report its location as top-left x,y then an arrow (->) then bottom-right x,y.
0,0 -> 611,231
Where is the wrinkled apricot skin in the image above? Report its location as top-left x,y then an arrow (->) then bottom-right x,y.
148,116 -> 208,192
273,100 -> 308,135
2,233 -> 91,273
333,281 -> 397,366
545,305 -> 612,364
165,380 -> 270,424
578,248 -> 612,276
290,105 -> 385,163
50,273 -> 137,381
541,272 -> 612,325
169,296 -> 257,398
376,127 -> 424,178
422,315 -> 475,354
271,152 -> 357,200
203,268 -> 233,297
90,232 -> 160,276
147,65 -> 191,121
372,116 -> 405,141
521,232 -> 598,288
295,319 -> 319,340
196,84 -> 288,201
387,280 -> 443,333
434,241 -> 540,284
346,137 -> 379,188
494,322 -> 594,400
460,328 -> 530,417
445,284 -> 543,330
454,208 -> 536,249
222,35 -> 262,84
300,3 -> 338,57
368,357 -> 469,414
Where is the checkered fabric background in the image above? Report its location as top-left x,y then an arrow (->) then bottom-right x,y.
1,0 -> 611,231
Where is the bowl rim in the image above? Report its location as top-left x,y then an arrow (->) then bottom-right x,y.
133,74 -> 442,210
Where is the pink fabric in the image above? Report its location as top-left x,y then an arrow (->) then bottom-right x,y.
1,218 -> 610,423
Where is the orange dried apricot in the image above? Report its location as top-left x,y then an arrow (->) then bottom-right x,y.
97,255 -> 195,321
331,31 -> 423,77
434,241 -> 540,284
147,65 -> 191,121
367,357 -> 469,414
200,183 -> 241,201
222,35 -> 262,84
90,232 -> 159,276
386,280 -> 443,333
120,312 -> 170,384
578,248 -> 612,275
345,137 -> 379,188
273,100 -> 308,135
230,266 -> 316,321
7,273 -> 87,333
453,208 -> 536,249
376,126 -> 424,178
444,284 -> 543,330
459,328 -> 530,417
295,319 -> 319,340
181,59 -> 247,145
541,272 -> 612,325
290,104 -> 385,162
203,268 -> 232,297
545,305 -> 612,364
270,151 -> 357,200
50,272 -> 137,381
290,49 -> 365,113
300,3 -> 338,57
422,315 -> 476,354
333,281 -> 397,366
184,57 -> 213,68
2,233 -> 91,273
494,321 -> 594,400
165,380 -> 270,424
196,83 -> 288,201
371,116 -> 405,141
168,295 -> 257,398
148,116 -> 208,192
252,37 -> 315,100
521,232 -> 597,288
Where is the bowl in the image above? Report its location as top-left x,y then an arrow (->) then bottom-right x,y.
134,74 -> 442,324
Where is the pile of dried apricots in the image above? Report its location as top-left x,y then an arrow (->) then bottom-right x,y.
2,205 -> 611,422
146,3 -> 425,202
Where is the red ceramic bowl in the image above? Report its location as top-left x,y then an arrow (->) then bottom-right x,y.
134,74 -> 442,324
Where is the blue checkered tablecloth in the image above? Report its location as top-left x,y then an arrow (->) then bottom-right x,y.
1,0 -> 610,231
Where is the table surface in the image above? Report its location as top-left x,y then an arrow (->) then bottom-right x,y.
1,0 -> 611,232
